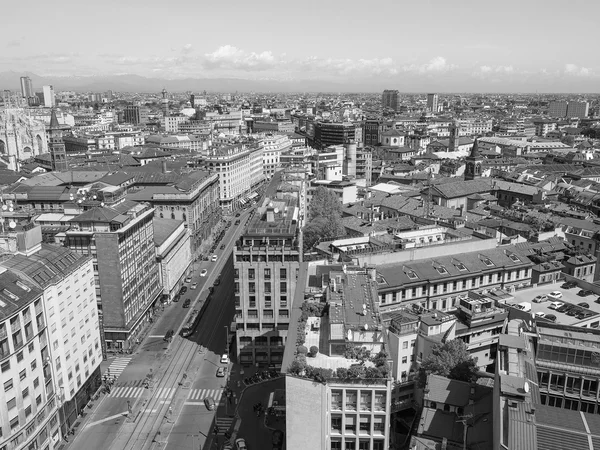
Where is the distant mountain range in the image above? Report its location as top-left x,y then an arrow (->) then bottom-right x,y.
0,71 -> 363,94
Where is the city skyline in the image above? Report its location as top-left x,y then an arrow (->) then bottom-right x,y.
2,0 -> 599,92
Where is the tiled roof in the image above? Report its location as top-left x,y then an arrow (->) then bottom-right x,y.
0,270 -> 42,319
71,206 -> 121,223
430,179 -> 492,199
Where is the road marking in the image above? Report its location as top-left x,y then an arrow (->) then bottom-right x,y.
86,411 -> 129,428
184,401 -> 205,406
148,335 -> 164,338
104,357 -> 133,381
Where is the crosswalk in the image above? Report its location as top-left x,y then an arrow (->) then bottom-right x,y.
104,357 -> 132,380
215,416 -> 235,435
108,385 -> 224,401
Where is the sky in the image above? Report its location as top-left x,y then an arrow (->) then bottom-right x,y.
2,0 -> 600,92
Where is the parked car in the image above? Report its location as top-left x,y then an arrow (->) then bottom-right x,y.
214,277 -> 221,286
164,329 -> 174,341
200,269 -> 207,277
549,301 -> 564,310
561,281 -> 577,289
235,213 -> 241,217
235,439 -> 247,450
191,282 -> 198,290
173,295 -> 180,303
567,307 -> 583,316
216,367 -> 225,377
220,244 -> 225,250
183,299 -> 191,308
556,303 -> 573,313
185,277 -> 192,283
548,291 -> 563,300
516,302 -> 532,312
533,295 -> 548,303
220,354 -> 229,364
577,311 -> 594,320
204,397 -> 215,411
235,220 -> 241,225
211,254 -> 218,262
534,312 -> 546,318
179,286 -> 187,294
578,289 -> 594,297
545,314 -> 557,322
596,297 -> 600,304
578,302 -> 590,308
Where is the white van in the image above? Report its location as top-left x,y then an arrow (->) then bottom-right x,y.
517,302 -> 532,312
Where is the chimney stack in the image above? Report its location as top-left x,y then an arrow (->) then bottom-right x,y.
161,160 -> 168,174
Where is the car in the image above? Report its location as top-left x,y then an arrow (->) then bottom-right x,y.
561,281 -> 577,289
183,299 -> 191,308
596,297 -> 600,304
220,354 -> 229,364
173,295 -> 180,302
578,289 -> 594,297
533,295 -> 548,303
534,312 -> 546,318
190,282 -> 198,290
220,244 -> 225,250
577,311 -> 594,320
235,220 -> 240,225
557,303 -> 574,313
223,444 -> 233,450
517,302 -> 532,312
578,302 -> 590,308
185,277 -> 192,283
567,308 -> 582,316
202,256 -> 209,261
164,329 -> 174,341
179,286 -> 188,294
200,269 -> 208,277
235,438 -> 247,450
216,367 -> 225,377
548,291 -> 563,300
214,278 -> 221,286
549,301 -> 564,310
545,314 -> 557,322
235,213 -> 241,217
204,397 -> 215,411
211,255 -> 218,262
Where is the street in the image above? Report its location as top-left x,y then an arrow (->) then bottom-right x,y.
59,175 -> 281,450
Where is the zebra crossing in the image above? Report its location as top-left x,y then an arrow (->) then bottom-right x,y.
108,383 -> 224,401
215,416 -> 235,435
104,357 -> 132,380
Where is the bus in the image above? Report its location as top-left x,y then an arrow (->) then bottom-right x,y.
181,309 -> 201,337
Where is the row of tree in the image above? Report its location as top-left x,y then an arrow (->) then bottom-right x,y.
302,186 -> 346,252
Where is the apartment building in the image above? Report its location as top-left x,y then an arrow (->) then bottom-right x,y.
64,202 -> 162,352
259,135 -> 292,180
0,271 -> 61,449
426,93 -> 438,113
283,265 -> 392,450
201,143 -> 264,212
382,90 -> 400,111
548,101 -> 569,118
162,115 -> 189,133
127,170 -> 220,252
234,196 -> 300,366
2,245 -> 102,437
314,122 -> 362,150
566,101 -> 589,119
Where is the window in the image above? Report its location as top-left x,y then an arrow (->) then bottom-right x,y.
373,416 -> 385,434
248,269 -> 255,280
331,390 -> 342,410
482,258 -> 494,267
19,369 -> 26,381
331,440 -> 342,450
508,253 -> 521,262
279,310 -> 289,319
265,296 -> 271,307
331,415 -> 342,433
280,268 -> 287,278
346,390 -> 357,410
402,356 -> 407,364
22,387 -> 28,398
7,398 -> 16,410
359,440 -> 370,450
405,270 -> 418,280
247,310 -> 258,319
28,342 -> 34,353
375,391 -> 386,411
264,282 -> 271,293
4,379 -> 13,391
345,415 -> 356,434
436,266 -> 448,274
360,391 -> 372,411
264,268 -> 271,279
345,442 -> 356,450
33,378 -> 39,388
249,296 -> 256,308
263,310 -> 273,319
249,282 -> 255,294
9,416 -> 18,430
359,416 -> 371,433
24,405 -> 31,417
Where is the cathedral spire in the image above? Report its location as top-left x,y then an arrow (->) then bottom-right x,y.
49,108 -> 60,129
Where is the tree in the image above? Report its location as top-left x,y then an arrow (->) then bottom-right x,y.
303,186 -> 346,252
418,339 -> 478,387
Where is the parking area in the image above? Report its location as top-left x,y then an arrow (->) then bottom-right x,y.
511,283 -> 600,327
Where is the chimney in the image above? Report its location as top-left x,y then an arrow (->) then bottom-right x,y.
161,160 -> 168,173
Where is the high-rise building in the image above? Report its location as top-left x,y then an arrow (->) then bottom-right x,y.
20,76 -> 33,99
566,101 -> 589,118
427,93 -> 438,113
64,202 -> 162,353
314,122 -> 361,150
42,85 -> 55,108
234,195 -> 301,366
48,109 -> 68,171
548,100 -> 568,118
0,244 -> 102,439
382,90 -> 399,111
123,105 -> 150,125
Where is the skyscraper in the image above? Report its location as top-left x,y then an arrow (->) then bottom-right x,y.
382,90 -> 399,111
427,93 -> 438,113
42,85 -> 55,107
548,100 -> 568,118
20,76 -> 33,98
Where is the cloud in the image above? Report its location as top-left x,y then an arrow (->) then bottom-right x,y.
403,56 -> 456,73
475,65 -> 515,77
297,56 -> 398,77
203,45 -> 277,71
181,43 -> 193,54
564,63 -> 592,77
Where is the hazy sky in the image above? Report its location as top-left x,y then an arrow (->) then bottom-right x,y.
2,0 -> 599,91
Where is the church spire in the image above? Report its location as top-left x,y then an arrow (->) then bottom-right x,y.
49,108 -> 60,129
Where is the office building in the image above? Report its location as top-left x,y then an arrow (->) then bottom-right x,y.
260,135 -> 292,180
64,202 -> 162,352
234,196 -> 301,366
566,101 -> 589,119
1,244 -> 102,438
42,85 -> 55,108
548,100 -> 568,118
382,89 -> 400,111
363,119 -> 381,146
20,76 -> 33,99
426,93 -> 438,113
201,143 -> 264,212
283,265 -> 392,450
123,105 -> 150,125
48,109 -> 68,171
153,219 -> 192,303
314,122 -> 361,150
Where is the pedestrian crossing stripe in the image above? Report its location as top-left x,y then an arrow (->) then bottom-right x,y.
108,386 -> 224,400
215,417 -> 235,435
187,389 -> 223,402
104,357 -> 133,381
